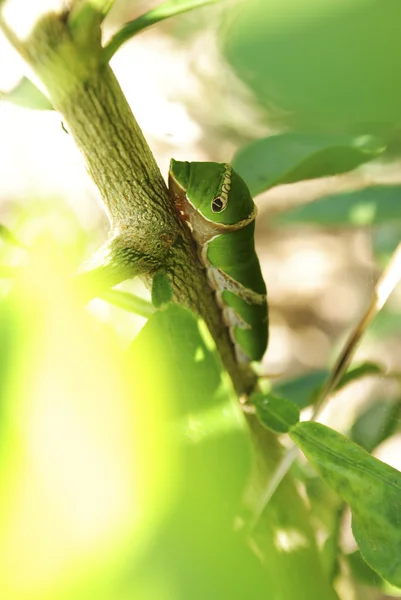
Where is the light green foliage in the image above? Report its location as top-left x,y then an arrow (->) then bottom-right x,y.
2,0 -> 401,596
100,289 -> 155,318
290,422 -> 401,587
128,305 -> 276,599
275,185 -> 401,227
222,0 -> 401,130
151,269 -> 173,309
350,397 -> 401,453
129,303 -> 253,505
0,77 -> 54,110
232,133 -> 383,197
250,392 -> 300,433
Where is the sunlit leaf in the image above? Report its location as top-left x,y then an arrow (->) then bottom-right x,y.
232,133 -> 383,196
290,422 -> 401,587
130,303 -> 252,505
127,305 -> 272,599
251,392 -> 299,433
275,185 -> 401,227
0,245 -> 172,599
0,77 -> 54,110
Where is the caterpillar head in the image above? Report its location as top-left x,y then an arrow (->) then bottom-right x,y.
169,160 -> 256,229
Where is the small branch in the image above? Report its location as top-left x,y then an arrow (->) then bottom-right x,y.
103,0 -> 222,63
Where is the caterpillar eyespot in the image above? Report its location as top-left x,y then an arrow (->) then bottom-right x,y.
211,196 -> 227,213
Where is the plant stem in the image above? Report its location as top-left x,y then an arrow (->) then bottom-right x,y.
103,0 -> 222,63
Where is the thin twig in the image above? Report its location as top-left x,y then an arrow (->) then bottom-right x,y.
103,0 -> 222,62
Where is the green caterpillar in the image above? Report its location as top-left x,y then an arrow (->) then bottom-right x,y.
168,160 -> 268,364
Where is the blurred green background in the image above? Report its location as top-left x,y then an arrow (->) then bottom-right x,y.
1,0 -> 401,599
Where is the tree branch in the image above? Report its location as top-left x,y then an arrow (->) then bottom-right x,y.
1,7 -> 256,395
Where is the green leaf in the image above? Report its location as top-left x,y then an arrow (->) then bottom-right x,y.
290,422 -> 401,587
275,185 -> 401,227
273,361 -> 384,409
132,305 -> 337,599
250,392 -> 300,433
103,0 -> 222,62
0,77 -> 54,111
346,550 -> 383,588
129,304 -> 252,504
151,269 -> 173,309
350,397 -> 401,453
99,289 -> 155,318
338,361 -> 384,388
273,370 -> 328,409
232,132 -> 384,197
222,1 -> 401,131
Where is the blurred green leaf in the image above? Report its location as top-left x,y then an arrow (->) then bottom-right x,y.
290,422 -> 401,587
350,397 -> 401,453
100,289 -> 155,318
0,224 -> 24,248
151,269 -> 173,309
103,0 -> 222,62
369,308 -> 401,340
372,225 -> 401,264
339,362 -> 384,388
251,392 -> 300,433
128,305 -> 274,599
233,133 -> 383,197
273,362 -> 384,409
0,77 -> 54,110
223,0 -> 401,131
0,245 -> 172,599
273,370 -> 328,409
129,304 -> 252,506
132,307 -> 339,600
275,185 -> 401,227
